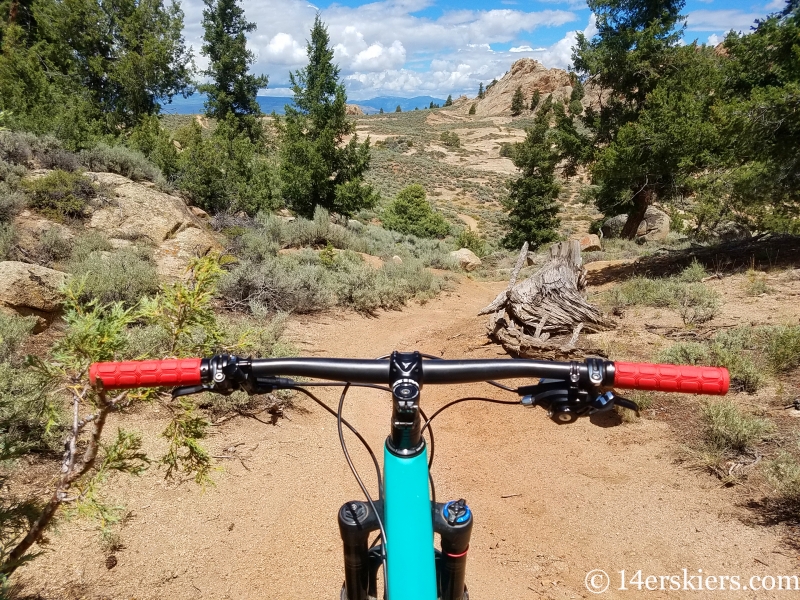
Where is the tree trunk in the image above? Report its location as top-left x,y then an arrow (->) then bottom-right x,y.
479,240 -> 612,359
620,187 -> 652,240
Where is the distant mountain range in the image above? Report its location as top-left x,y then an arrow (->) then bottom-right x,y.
159,94 -> 448,116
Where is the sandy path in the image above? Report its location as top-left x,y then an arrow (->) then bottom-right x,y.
19,277 -> 795,599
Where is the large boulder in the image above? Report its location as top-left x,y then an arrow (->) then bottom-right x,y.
450,248 -> 482,271
0,261 -> 68,328
87,172 -> 221,278
573,233 -> 602,252
601,206 -> 670,242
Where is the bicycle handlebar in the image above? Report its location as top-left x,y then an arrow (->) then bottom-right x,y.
89,356 -> 730,395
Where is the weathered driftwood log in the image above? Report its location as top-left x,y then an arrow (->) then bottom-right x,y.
479,240 -> 612,359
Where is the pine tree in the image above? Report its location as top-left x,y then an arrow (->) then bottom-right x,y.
572,0 -> 688,238
478,82 -> 484,99
530,89 -> 541,111
395,105 -> 402,112
379,107 -> 384,114
199,0 -> 268,140
502,105 -> 561,250
444,94 -> 453,107
279,15 -> 376,218
510,86 -> 525,116
468,103 -> 476,115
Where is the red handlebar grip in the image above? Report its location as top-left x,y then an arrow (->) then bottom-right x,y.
613,362 -> 729,395
89,358 -> 203,389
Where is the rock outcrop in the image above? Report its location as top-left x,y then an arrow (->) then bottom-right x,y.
345,104 -> 365,116
601,206 -> 670,242
450,248 -> 482,271
0,261 -> 68,328
455,58 -> 573,117
87,172 -> 222,278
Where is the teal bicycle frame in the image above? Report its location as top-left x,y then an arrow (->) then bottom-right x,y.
383,443 -> 437,599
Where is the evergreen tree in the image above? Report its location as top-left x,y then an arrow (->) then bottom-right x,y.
572,0 -> 689,238
502,106 -> 560,250
379,107 -> 384,114
468,103 -> 476,115
279,15 -> 376,218
510,86 -> 525,116
395,105 -> 402,112
444,94 -> 453,107
199,0 -> 268,140
0,0 -> 192,135
478,82 -> 484,99
530,89 -> 541,111
703,0 -> 800,232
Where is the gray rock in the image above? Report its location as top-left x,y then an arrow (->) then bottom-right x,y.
601,206 -> 670,241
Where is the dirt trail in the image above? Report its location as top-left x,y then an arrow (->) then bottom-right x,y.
19,277 -> 795,599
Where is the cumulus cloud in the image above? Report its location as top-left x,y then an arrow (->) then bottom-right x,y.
707,33 -> 720,46
180,0 -> 584,98
264,33 -> 307,65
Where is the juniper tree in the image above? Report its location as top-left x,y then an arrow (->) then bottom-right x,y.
199,0 -> 268,140
279,15 -> 376,217
510,86 -> 526,116
502,105 -> 560,250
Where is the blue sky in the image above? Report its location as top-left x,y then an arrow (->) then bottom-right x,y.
179,0 -> 788,99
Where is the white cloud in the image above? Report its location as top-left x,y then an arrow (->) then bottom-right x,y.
765,0 -> 785,10
707,34 -> 720,46
686,9 -> 762,32
181,0 -> 582,98
264,33 -> 307,65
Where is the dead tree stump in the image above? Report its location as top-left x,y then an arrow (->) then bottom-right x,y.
479,240 -> 612,359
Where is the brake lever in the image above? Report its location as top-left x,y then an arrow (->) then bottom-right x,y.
171,377 -> 299,400
172,385 -> 214,399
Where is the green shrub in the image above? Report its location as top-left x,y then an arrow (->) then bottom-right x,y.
568,99 -> 583,115
68,247 -> 160,306
80,143 -> 162,182
0,224 -> 12,260
764,453 -> 800,506
176,118 -> 280,215
35,227 -> 73,265
743,269 -> 771,296
382,184 -> 450,239
0,313 -> 36,363
498,142 -> 516,159
439,131 -> 461,148
763,325 -> 800,373
701,400 -> 773,453
38,148 -> 80,172
126,115 -> 180,180
220,257 -> 335,313
0,159 -> 25,185
0,183 -> 26,224
655,342 -> 711,366
455,228 -> 487,257
69,231 -> 113,263
0,362 -> 60,455
672,283 -> 720,325
220,251 -> 449,315
22,170 -> 96,221
608,276 -> 720,325
676,259 -> 708,282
